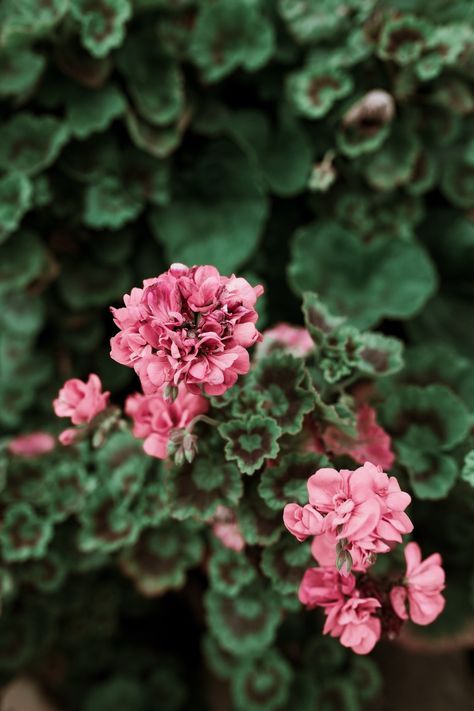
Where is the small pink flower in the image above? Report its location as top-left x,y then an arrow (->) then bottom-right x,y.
324,595 -> 382,654
125,384 -> 208,459
53,374 -> 109,425
8,432 -> 55,457
58,428 -> 79,446
283,503 -> 324,541
210,505 -> 245,551
322,404 -> 395,471
257,323 -> 314,359
110,264 -> 264,396
390,542 -> 445,625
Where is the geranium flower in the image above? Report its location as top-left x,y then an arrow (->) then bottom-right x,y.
110,264 -> 263,396
125,384 -> 208,459
256,323 -> 314,359
53,374 -> 109,426
390,542 -> 445,625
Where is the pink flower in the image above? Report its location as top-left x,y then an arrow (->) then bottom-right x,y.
58,428 -> 79,446
283,503 -> 324,541
324,595 -> 382,654
53,374 -> 109,425
322,404 -> 395,471
125,384 -> 208,459
390,542 -> 445,625
210,505 -> 245,552
256,323 -> 314,359
110,264 -> 264,396
284,462 -> 413,573
298,567 -> 355,608
8,432 -> 55,457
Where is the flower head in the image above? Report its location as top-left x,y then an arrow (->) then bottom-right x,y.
390,542 -> 445,625
125,384 -> 208,460
53,374 -> 109,425
111,264 -> 263,396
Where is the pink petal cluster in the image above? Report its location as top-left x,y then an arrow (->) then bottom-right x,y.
8,432 -> 55,457
125,384 -> 208,459
110,264 -> 263,396
299,568 -> 381,654
256,323 -> 314,359
53,374 -> 110,425
390,542 -> 445,625
322,404 -> 395,471
284,462 -> 413,573
210,505 -> 245,552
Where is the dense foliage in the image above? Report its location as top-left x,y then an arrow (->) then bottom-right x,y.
0,0 -> 474,709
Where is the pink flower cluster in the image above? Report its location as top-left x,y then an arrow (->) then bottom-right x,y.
53,374 -> 110,445
284,462 -> 413,573
110,264 -> 263,396
8,432 -> 55,457
322,404 -> 395,471
256,323 -> 314,359
285,463 -> 445,653
125,384 -> 208,460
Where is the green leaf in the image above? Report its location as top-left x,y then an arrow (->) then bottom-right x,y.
208,543 -> 255,597
83,174 -> 144,228
117,32 -> 185,126
150,140 -> 268,272
78,488 -> 141,554
119,522 -> 203,596
302,292 -> 346,346
189,0 -> 274,82
164,457 -> 243,520
287,65 -> 353,119
0,231 -> 46,295
378,15 -> 431,65
70,0 -> 132,58
0,47 -> 45,96
0,113 -> 69,176
354,332 -> 404,377
251,353 -> 315,435
231,649 -> 293,711
57,259 -> 133,309
289,221 -> 437,328
0,0 -> 68,44
205,580 -> 281,656
402,450 -> 459,500
237,479 -> 283,547
261,536 -> 311,596
0,503 -> 53,562
125,109 -> 183,158
258,453 -> 321,512
0,173 -> 33,243
66,84 -> 126,139
219,415 -> 281,475
279,0 -> 375,44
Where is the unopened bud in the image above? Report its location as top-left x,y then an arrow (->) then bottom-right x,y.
336,549 -> 353,576
164,384 -> 179,402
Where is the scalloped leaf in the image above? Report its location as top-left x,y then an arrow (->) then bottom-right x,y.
208,543 -> 255,597
219,416 -> 281,475
66,84 -> 126,139
251,353 -> 315,435
261,536 -> 311,596
287,65 -> 353,119
0,113 -> 69,176
289,221 -> 437,328
0,47 -> 45,96
119,521 -> 203,596
258,453 -> 321,512
164,456 -> 243,520
189,0 -> 274,83
70,0 -> 132,58
0,503 -> 53,562
0,231 -> 46,296
231,648 -> 293,711
205,580 -> 281,656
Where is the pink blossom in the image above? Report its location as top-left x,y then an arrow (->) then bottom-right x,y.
210,505 -> 245,552
283,503 -> 324,541
324,595 -> 382,654
322,404 -> 395,471
390,542 -> 445,625
298,567 -> 355,608
110,264 -> 263,396
53,374 -> 109,425
58,428 -> 79,446
284,462 -> 412,573
125,384 -> 208,459
257,323 -> 314,359
8,432 -> 55,457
